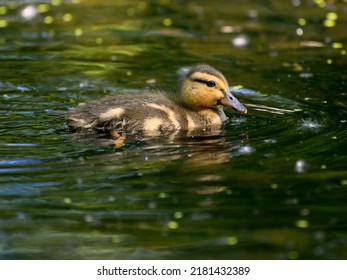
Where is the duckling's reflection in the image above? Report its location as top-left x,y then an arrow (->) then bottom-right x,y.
146,129 -> 249,197
65,124 -> 249,200
125,127 -> 248,170
64,119 -> 250,192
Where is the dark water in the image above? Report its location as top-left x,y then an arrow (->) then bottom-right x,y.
0,0 -> 346,259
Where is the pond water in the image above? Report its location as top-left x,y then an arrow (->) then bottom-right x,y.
0,0 -> 346,260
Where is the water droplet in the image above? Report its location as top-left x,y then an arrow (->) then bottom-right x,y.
227,236 -> 238,245
299,73 -> 314,78
332,42 -> 343,49
159,192 -> 167,198
174,212 -> 183,219
38,4 -> 50,13
238,145 -> 254,154
326,12 -> 338,21
21,6 -> 38,20
0,6 -> 7,15
296,219 -> 309,228
295,159 -> 306,173
298,18 -> 306,26
232,35 -> 249,47
0,20 -> 7,28
314,0 -> 326,8
44,16 -> 54,24
74,28 -> 83,36
167,221 -> 178,229
324,19 -> 335,28
63,13 -> 73,22
296,28 -> 303,36
51,0 -> 62,6
162,18 -> 172,27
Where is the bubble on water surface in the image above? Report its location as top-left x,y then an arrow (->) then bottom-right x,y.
21,5 -> 38,20
300,73 -> 314,78
238,145 -> 255,155
231,35 -> 249,47
295,159 -> 306,173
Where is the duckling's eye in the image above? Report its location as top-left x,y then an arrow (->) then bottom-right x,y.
206,80 -> 216,87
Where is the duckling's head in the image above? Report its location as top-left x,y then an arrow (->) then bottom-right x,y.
180,64 -> 247,114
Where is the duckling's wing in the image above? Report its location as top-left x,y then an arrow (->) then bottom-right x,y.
64,94 -> 140,130
64,92 -> 175,132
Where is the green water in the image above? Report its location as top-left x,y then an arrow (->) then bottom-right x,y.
0,0 -> 346,259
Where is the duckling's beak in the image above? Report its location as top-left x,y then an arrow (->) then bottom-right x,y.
219,91 -> 247,114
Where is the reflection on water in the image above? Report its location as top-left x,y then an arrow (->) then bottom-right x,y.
0,0 -> 346,259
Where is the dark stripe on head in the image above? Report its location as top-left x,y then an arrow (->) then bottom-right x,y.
190,78 -> 210,85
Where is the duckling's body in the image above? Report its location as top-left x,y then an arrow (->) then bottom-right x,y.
65,64 -> 247,138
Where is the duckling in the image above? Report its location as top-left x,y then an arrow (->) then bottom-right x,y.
64,64 -> 247,138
